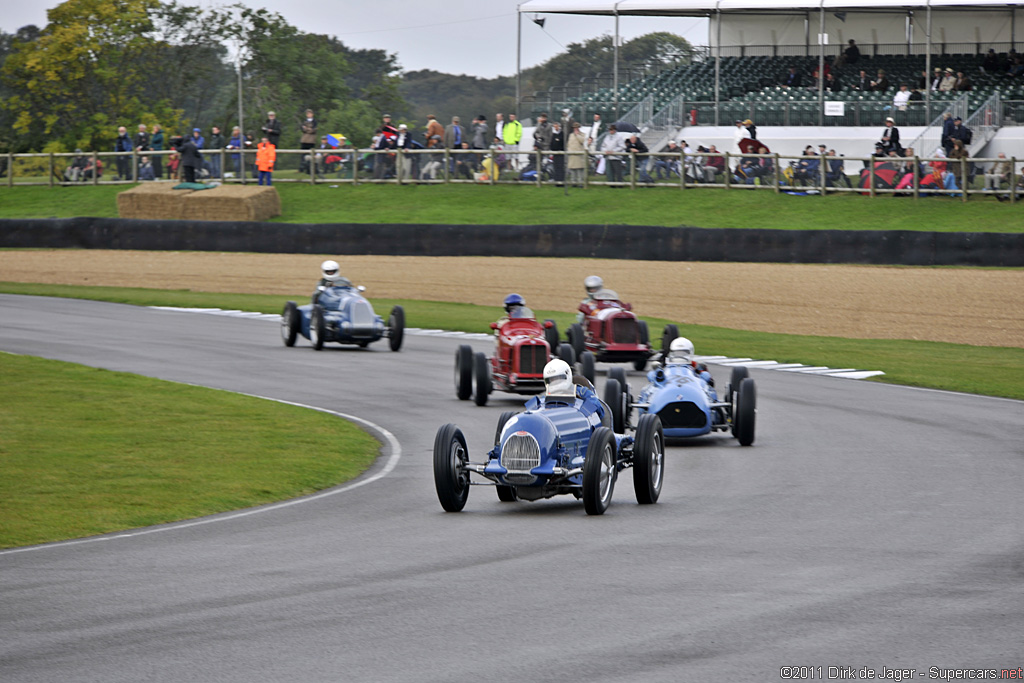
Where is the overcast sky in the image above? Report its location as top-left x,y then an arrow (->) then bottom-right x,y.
2,1 -> 707,79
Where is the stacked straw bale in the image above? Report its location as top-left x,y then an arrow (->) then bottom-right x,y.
117,184 -> 281,221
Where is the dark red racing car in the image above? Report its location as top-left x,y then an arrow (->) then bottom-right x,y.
567,288 -> 677,372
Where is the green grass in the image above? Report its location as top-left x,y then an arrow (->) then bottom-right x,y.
1,183 -> 1022,232
3,282 -> 1021,401
0,353 -> 380,549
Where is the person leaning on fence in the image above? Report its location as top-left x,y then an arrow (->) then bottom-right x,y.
600,124 -> 626,184
150,124 -> 164,179
299,109 -> 317,173
624,134 -> 653,184
113,126 -> 132,180
173,135 -> 202,183
655,140 -> 682,180
256,136 -> 276,185
502,113 -> 523,169
566,121 -> 587,187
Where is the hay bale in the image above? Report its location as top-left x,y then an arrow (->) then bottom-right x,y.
117,184 -> 195,220
180,185 -> 281,222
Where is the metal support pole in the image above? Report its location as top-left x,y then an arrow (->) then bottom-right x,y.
714,10 -> 721,126
818,5 -> 825,126
1011,157 -> 1017,204
516,10 -> 522,119
613,11 -> 620,122
49,153 -> 54,187
913,156 -> 920,199
925,4 -> 932,117
773,153 -> 780,192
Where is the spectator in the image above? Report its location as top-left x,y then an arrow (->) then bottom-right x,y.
471,115 -> 488,152
134,124 -> 150,163
425,114 -> 445,147
984,152 -> 1012,192
138,156 -> 156,181
654,140 -> 682,180
939,68 -> 957,92
63,149 -> 89,182
599,123 -> 625,184
893,84 -> 912,110
559,108 -> 576,136
174,134 -> 202,183
809,61 -> 831,89
299,109 -> 317,173
256,136 -> 276,185
150,123 -> 164,180
793,146 -> 820,186
166,151 -> 179,180
226,126 -> 244,178
207,125 -> 225,178
493,113 -> 505,142
533,112 -> 552,151
444,115 -> 465,150
750,146 -> 775,184
940,113 -> 956,153
825,149 -> 847,187
853,70 -> 871,91
453,142 -> 477,179
394,123 -> 415,179
550,120 -> 565,184
817,143 -> 827,157
949,117 -> 973,150
955,71 -> 973,91
1008,56 -> 1024,78
566,121 -> 587,187
732,119 -> 748,155
983,48 -> 1000,73
191,127 -> 205,150
870,69 -> 890,92
909,87 -> 924,103
586,113 -> 602,147
744,118 -> 757,141
824,72 -> 841,92
930,67 -> 943,91
113,126 -> 132,180
373,126 -> 397,179
261,111 -> 281,146
839,39 -> 860,67
782,67 -> 802,88
502,113 -> 523,169
880,117 -> 902,155
705,145 -> 726,182
917,70 -> 930,91
624,133 -> 653,183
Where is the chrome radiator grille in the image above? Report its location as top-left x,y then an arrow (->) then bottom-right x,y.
518,344 -> 546,375
501,433 -> 541,472
611,317 -> 638,344
351,300 -> 374,327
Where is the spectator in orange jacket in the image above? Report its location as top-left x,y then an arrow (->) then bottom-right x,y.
256,136 -> 276,186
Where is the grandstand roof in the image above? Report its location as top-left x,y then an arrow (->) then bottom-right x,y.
519,1 -> 1024,16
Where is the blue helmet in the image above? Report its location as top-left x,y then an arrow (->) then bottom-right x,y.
504,293 -> 525,312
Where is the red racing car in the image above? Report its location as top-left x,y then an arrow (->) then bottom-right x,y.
567,288 -> 673,372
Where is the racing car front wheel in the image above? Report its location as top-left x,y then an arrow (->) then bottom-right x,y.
473,352 -> 492,406
661,324 -> 679,353
583,427 -> 617,515
568,323 -> 585,359
733,377 -> 757,447
544,319 -> 560,352
728,366 -> 749,408
309,305 -> 326,351
281,301 -> 299,347
558,343 -> 576,367
633,414 -> 664,505
603,378 -> 627,435
455,345 -> 473,400
387,305 -> 405,352
579,351 -> 596,385
433,424 -> 470,512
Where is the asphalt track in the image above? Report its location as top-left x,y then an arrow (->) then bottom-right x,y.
1,294 -> 1022,682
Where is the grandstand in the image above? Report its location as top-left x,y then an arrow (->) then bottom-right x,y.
518,1 -> 1024,158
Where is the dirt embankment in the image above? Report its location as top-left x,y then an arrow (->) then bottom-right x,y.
0,250 -> 1021,348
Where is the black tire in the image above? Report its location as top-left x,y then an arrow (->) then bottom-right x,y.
473,352 -> 491,406
604,378 -> 625,433
633,357 -> 647,372
734,377 -> 757,446
607,367 -> 628,395
309,304 -> 326,350
494,410 -> 519,502
281,301 -> 299,347
433,424 -> 470,512
579,351 -> 596,385
455,344 -> 473,400
638,320 -> 650,345
568,322 -> 585,358
543,319 -> 559,352
633,414 -> 665,504
583,427 -> 617,515
729,366 -> 750,406
558,343 -> 576,367
387,305 -> 405,352
661,323 -> 679,352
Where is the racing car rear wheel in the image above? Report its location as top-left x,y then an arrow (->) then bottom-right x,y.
661,324 -> 679,354
728,366 -> 749,407
494,411 -> 519,502
387,305 -> 405,352
733,377 -> 757,447
604,378 -> 627,434
638,320 -> 650,345
579,351 -> 596,385
281,301 -> 299,347
558,343 -> 576,367
455,345 -> 473,400
544,319 -> 560,353
473,352 -> 492,406
309,305 -> 326,351
567,323 -> 585,359
583,427 -> 617,515
633,413 -> 664,504
433,424 -> 470,512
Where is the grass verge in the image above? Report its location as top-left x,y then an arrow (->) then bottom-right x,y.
0,353 -> 380,549
3,282 -> 1021,401
1,183 -> 1022,232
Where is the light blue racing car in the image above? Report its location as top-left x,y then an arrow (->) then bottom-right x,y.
631,337 -> 756,446
281,277 -> 404,352
433,359 -> 664,515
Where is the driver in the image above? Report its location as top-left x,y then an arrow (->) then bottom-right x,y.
313,259 -> 352,303
578,275 -> 603,322
664,336 -> 714,385
542,358 -> 599,404
495,293 -> 532,328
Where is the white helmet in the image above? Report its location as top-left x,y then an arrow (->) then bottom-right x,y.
667,337 -> 695,365
543,359 -> 575,398
320,259 -> 341,283
584,275 -> 603,295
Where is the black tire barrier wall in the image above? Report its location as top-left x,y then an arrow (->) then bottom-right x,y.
1,218 -> 1022,267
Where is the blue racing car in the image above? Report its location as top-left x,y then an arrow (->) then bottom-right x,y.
631,337 -> 756,446
281,278 -> 404,352
433,359 -> 664,515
